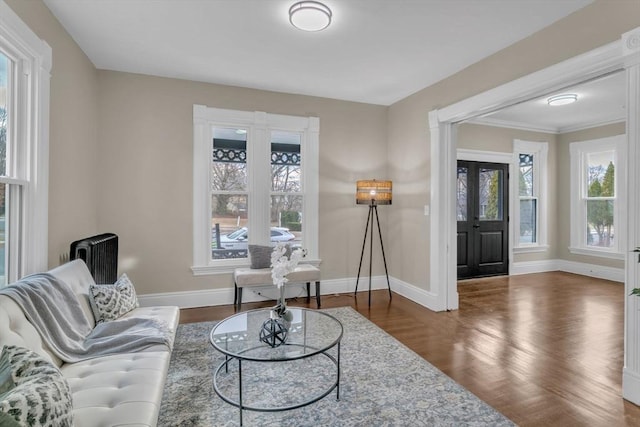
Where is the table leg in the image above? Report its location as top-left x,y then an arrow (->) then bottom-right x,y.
238,359 -> 243,426
337,341 -> 341,401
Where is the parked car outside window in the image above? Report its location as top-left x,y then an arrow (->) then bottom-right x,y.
218,227 -> 296,250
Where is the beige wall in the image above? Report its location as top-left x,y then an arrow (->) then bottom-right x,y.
7,0 -> 388,295
457,123 -> 556,153
6,0 -> 639,297
388,0 -> 640,291
557,122 -> 626,269
457,123 -> 559,262
5,0 -> 99,267
97,71 -> 388,294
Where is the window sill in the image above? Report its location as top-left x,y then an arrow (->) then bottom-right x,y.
191,258 -> 322,276
513,245 -> 549,254
568,247 -> 625,260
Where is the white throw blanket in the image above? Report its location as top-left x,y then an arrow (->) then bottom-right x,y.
0,273 -> 173,363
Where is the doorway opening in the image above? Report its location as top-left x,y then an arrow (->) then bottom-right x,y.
428,28 -> 640,404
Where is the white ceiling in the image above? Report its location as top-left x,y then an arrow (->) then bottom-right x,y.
470,71 -> 626,133
42,0 -> 593,106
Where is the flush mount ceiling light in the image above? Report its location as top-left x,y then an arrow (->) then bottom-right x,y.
289,1 -> 332,32
547,94 -> 578,106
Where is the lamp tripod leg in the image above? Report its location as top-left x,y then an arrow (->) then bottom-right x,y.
355,205 -> 372,296
368,205 -> 374,307
374,205 -> 392,300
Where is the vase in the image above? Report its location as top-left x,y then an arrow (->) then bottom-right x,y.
272,285 -> 287,316
259,285 -> 292,348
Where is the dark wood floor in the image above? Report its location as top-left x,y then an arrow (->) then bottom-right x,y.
181,272 -> 640,426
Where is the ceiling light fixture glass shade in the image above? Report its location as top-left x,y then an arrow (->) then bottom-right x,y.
289,1 -> 332,32
547,94 -> 578,106
356,180 -> 392,206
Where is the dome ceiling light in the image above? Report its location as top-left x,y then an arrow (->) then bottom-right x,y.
289,1 -> 332,32
547,94 -> 578,106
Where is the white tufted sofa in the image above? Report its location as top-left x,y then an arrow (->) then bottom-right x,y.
0,260 -> 180,427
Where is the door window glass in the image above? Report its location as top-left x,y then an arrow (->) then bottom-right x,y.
479,168 -> 502,221
456,166 -> 468,221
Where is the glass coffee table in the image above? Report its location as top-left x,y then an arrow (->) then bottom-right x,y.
210,308 -> 343,426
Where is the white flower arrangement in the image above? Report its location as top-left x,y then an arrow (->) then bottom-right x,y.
270,242 -> 306,288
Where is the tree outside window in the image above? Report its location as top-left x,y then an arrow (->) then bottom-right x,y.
586,156 -> 615,248
569,136 -> 625,258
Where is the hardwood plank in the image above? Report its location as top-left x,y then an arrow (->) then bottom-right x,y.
179,272 -> 640,426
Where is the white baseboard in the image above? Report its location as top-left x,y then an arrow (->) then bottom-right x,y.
511,259 -> 559,275
138,287 -> 233,309
624,368 -> 640,405
139,260 -> 624,309
390,276 -> 442,312
556,259 -> 624,283
512,259 -> 624,283
138,275 -> 388,309
138,275 -> 442,310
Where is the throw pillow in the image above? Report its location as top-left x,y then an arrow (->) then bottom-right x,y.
0,345 -> 73,427
0,411 -> 20,427
248,245 -> 273,269
89,273 -> 139,323
0,347 -> 14,395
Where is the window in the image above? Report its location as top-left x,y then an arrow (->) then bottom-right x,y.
569,135 -> 626,259
192,106 -> 319,274
512,140 -> 548,252
0,4 -> 51,286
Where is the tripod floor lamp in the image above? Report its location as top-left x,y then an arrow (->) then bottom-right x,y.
354,179 -> 392,306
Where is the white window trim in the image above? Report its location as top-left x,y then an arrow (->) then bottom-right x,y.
191,105 -> 319,275
0,2 -> 51,280
569,135 -> 626,260
512,139 -> 548,253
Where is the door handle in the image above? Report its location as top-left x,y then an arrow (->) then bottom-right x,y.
472,224 -> 480,229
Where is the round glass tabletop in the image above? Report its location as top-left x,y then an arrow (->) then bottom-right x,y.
210,307 -> 343,362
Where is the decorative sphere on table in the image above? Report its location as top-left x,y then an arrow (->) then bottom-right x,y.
259,318 -> 289,348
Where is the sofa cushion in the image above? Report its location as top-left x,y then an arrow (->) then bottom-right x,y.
0,345 -> 73,427
61,350 -> 170,427
89,274 -> 139,323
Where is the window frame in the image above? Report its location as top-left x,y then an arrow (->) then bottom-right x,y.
512,139 -> 548,253
192,105 -> 319,275
0,3 -> 51,284
569,135 -> 626,259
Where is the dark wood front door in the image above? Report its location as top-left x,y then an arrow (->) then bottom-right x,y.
457,161 -> 509,279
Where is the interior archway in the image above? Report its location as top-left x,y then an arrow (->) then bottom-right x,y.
428,27 -> 640,403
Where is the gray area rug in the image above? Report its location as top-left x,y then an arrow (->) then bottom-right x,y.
158,307 -> 514,426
